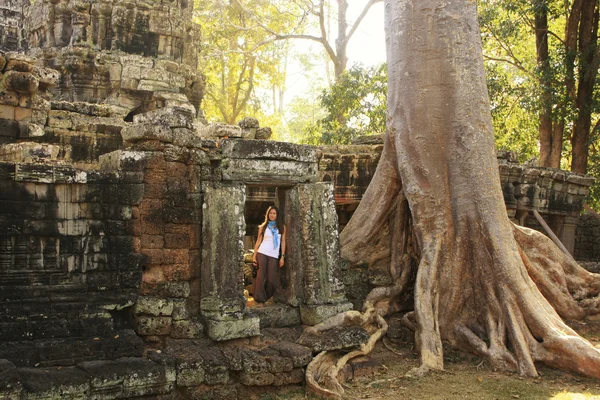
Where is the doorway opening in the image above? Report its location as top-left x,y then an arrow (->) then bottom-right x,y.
243,185 -> 287,308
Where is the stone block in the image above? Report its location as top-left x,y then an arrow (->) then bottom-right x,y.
134,297 -> 174,316
299,325 -> 369,353
163,263 -> 192,281
221,159 -> 317,184
16,366 -> 91,398
251,304 -> 302,328
177,360 -> 205,386
34,67 -> 60,88
163,249 -> 189,264
239,371 -> 275,386
133,107 -> 194,129
99,150 -> 147,172
13,107 -> 31,121
255,127 -> 272,140
205,315 -> 260,341
0,362 -> 22,399
171,320 -> 203,338
3,71 -> 38,93
122,123 -> 173,144
300,302 -> 353,326
199,123 -> 242,138
273,368 -> 305,386
0,104 -> 15,119
0,90 -> 19,106
139,281 -> 191,298
140,234 -> 164,249
172,299 -> 189,320
221,139 -> 317,162
135,316 -> 172,336
165,233 -> 189,248
79,358 -> 174,399
268,342 -> 312,368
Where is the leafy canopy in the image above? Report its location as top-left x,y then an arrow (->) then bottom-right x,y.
301,63 -> 387,145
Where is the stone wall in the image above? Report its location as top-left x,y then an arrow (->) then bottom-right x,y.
0,0 -> 28,51
24,0 -> 204,116
0,161 -> 144,367
575,213 -> 600,262
0,101 -> 354,364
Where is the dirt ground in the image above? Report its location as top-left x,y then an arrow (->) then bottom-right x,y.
269,316 -> 600,400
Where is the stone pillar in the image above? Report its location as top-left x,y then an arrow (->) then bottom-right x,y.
559,215 -> 579,256
293,182 -> 352,325
200,182 -> 259,340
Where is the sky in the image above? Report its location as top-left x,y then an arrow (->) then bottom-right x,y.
284,2 -> 386,105
347,2 -> 386,67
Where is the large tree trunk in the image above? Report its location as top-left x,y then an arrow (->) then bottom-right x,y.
340,0 -> 600,380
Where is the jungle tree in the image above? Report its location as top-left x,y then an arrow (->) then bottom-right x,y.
307,0 -> 600,396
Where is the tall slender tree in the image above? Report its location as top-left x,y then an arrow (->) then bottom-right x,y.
480,0 -> 600,172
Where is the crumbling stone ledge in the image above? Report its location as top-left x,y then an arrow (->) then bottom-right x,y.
0,338 -> 314,399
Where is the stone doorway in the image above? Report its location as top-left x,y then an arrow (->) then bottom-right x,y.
243,184 -> 288,309
198,140 -> 353,341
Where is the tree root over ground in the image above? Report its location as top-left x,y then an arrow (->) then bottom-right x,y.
304,308 -> 388,398
307,0 -> 600,396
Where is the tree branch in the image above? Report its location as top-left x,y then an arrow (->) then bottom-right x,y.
483,55 -> 534,78
345,0 -> 382,45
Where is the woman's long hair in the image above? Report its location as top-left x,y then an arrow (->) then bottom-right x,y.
259,205 -> 284,233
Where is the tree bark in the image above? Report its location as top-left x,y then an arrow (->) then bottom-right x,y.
340,0 -> 600,380
570,0 -> 599,174
535,0 -> 561,168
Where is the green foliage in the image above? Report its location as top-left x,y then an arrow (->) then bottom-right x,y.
301,63 -> 387,145
586,126 -> 600,211
195,0 -> 302,124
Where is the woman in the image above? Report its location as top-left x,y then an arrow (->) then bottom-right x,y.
252,205 -> 286,303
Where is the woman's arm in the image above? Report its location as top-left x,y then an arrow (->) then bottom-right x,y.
253,226 -> 264,263
279,225 -> 286,267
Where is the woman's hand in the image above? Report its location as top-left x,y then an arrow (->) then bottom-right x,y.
279,257 -> 284,268
252,254 -> 257,264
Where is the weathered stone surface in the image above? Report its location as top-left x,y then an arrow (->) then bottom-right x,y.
222,159 -> 317,184
298,326 -> 370,353
17,365 -> 90,398
205,316 -> 260,342
99,150 -> 147,172
300,303 -> 354,326
222,139 -> 317,163
122,123 -> 174,144
171,320 -> 203,339
200,182 -> 246,321
135,316 -> 172,336
2,70 -> 38,93
177,360 -> 206,386
268,342 -> 312,368
0,142 -> 61,162
78,357 -> 175,398
238,116 -> 259,139
199,123 -> 242,138
239,371 -> 275,386
255,127 -> 272,140
134,297 -> 175,317
250,304 -> 302,328
133,107 -> 194,130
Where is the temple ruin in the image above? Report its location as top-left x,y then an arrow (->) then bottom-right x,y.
0,0 -> 598,398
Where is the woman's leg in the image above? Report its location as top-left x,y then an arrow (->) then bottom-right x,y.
264,255 -> 279,300
253,253 -> 268,303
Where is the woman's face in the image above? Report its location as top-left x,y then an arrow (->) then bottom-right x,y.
268,208 -> 277,221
